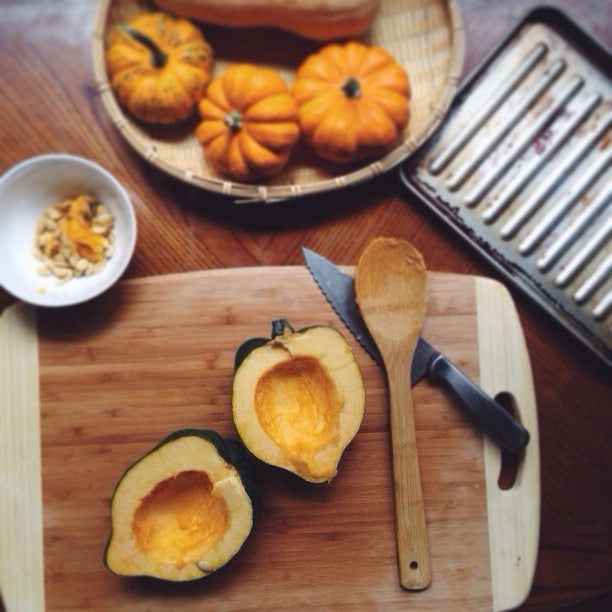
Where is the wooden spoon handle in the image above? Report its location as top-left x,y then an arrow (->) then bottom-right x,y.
386,351 -> 431,590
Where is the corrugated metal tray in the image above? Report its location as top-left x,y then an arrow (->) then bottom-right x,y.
400,6 -> 611,367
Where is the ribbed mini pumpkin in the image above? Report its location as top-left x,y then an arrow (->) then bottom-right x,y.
195,64 -> 300,181
105,11 -> 214,124
291,41 -> 410,163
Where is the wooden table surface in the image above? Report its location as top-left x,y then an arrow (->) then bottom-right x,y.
1,1 -> 610,610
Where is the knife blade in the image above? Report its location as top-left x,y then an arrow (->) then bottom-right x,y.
302,246 -> 529,454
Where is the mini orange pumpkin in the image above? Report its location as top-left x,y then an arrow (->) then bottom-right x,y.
196,64 -> 300,181
106,12 -> 214,124
291,41 -> 410,163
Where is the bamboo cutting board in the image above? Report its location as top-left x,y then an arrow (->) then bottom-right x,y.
0,267 -> 539,611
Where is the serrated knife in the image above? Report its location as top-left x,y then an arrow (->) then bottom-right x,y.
302,246 -> 529,454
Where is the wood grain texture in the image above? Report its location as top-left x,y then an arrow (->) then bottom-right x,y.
2,268 -> 538,610
1,1 -> 611,610
0,305 -> 44,612
475,277 -> 540,612
355,237 -> 430,589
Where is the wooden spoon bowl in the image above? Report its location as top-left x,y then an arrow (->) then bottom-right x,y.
355,236 -> 430,590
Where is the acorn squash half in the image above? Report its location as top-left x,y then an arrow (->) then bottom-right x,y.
104,429 -> 256,581
232,319 -> 365,483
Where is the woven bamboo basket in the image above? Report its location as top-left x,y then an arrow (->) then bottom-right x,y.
91,0 -> 465,203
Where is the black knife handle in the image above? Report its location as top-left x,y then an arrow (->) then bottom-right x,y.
428,353 -> 530,454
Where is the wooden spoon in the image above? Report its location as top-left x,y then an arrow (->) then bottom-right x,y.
355,236 -> 430,590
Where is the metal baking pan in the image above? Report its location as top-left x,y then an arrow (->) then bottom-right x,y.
400,6 -> 611,367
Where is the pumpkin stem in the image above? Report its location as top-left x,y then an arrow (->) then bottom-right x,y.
224,110 -> 243,132
341,77 -> 361,99
271,319 -> 294,338
119,24 -> 168,69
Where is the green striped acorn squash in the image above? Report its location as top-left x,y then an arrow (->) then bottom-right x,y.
232,319 -> 365,484
105,429 -> 257,581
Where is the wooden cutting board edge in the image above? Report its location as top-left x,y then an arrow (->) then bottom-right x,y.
0,268 -> 540,612
474,276 -> 540,612
0,303 -> 44,612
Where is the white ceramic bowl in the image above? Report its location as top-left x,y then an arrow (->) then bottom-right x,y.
0,153 -> 137,307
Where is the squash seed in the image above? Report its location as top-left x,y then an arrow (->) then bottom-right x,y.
33,195 -> 115,284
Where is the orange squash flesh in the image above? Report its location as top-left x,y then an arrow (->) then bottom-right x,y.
132,470 -> 229,569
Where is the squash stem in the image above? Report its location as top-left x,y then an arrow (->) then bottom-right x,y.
119,24 -> 167,69
271,319 -> 294,338
341,77 -> 361,99
224,110 -> 243,132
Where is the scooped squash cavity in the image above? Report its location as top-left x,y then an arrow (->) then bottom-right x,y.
232,319 -> 365,483
104,429 -> 256,582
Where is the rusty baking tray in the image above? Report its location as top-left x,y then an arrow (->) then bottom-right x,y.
400,6 -> 611,367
